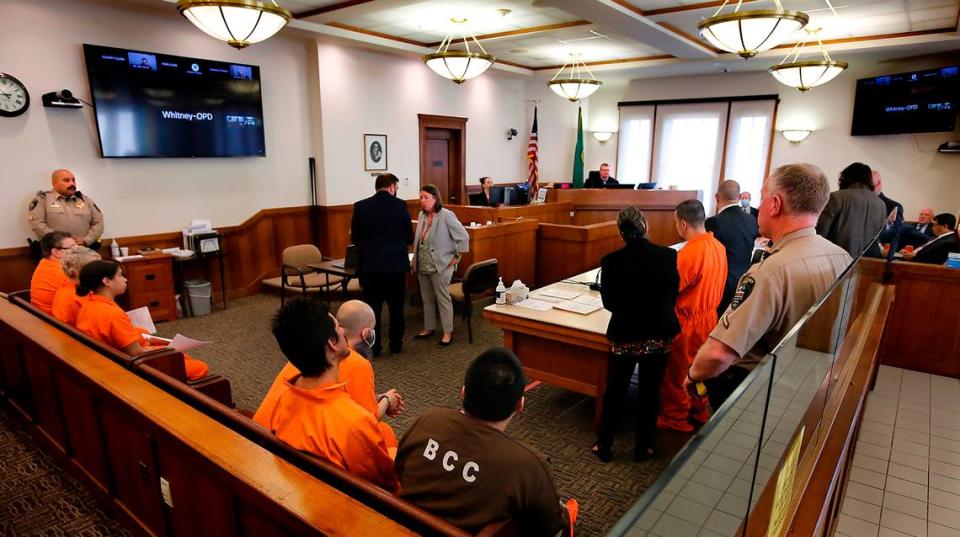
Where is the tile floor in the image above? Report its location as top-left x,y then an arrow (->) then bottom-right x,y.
837,365 -> 960,537
625,341 -> 837,537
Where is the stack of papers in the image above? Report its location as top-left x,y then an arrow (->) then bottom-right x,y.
514,298 -> 555,311
538,288 -> 581,300
553,301 -> 602,315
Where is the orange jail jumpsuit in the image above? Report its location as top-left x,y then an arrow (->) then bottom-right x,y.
659,232 -> 727,430
76,294 -> 209,381
253,372 -> 400,493
255,347 -> 398,452
51,282 -> 87,327
30,257 -> 71,315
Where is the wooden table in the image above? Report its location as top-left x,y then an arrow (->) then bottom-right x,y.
483,269 -> 611,428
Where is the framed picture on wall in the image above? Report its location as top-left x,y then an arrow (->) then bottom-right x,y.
364,134 -> 388,171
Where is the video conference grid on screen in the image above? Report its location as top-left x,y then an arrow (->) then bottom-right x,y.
84,44 -> 266,158
851,65 -> 959,136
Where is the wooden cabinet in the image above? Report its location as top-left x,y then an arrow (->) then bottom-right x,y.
118,254 -> 176,322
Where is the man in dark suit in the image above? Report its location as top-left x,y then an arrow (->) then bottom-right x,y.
901,213 -> 959,265
739,191 -> 759,219
584,163 -> 619,188
896,207 -> 937,248
351,173 -> 414,355
706,180 -> 759,317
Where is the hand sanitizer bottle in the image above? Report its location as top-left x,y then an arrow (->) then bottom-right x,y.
496,277 -> 506,305
111,238 -> 121,258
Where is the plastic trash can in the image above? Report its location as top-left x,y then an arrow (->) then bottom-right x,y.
185,280 -> 212,316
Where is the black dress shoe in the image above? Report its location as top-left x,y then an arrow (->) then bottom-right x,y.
413,331 -> 435,339
591,444 -> 612,463
634,447 -> 655,462
438,337 -> 452,347
390,347 -> 404,356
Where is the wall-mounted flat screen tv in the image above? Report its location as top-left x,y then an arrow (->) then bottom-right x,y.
851,65 -> 959,136
83,44 -> 266,158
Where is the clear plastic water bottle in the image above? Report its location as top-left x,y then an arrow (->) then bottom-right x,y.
495,277 -> 506,305
110,238 -> 121,258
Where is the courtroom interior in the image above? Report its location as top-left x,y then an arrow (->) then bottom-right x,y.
2,1 -> 960,536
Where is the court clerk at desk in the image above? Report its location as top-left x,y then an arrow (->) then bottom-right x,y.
469,177 -> 500,207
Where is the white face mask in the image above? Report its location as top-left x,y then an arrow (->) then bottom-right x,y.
362,328 -> 376,348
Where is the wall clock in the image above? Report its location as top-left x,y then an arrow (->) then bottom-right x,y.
0,73 -> 29,117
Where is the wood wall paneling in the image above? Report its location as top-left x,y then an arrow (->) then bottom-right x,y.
536,222 -> 623,286
459,220 -> 539,286
855,259 -> 960,378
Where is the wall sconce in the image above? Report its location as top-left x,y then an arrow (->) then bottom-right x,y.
780,129 -> 812,143
592,131 -> 615,143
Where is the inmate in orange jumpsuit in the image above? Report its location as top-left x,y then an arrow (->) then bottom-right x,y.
51,282 -> 87,327
253,371 -> 400,493
30,258 -> 71,315
658,232 -> 727,431
256,347 -> 398,452
76,294 -> 209,381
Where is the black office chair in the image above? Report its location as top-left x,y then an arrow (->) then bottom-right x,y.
448,258 -> 499,343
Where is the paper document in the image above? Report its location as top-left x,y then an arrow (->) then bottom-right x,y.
126,306 -> 157,335
529,293 -> 562,303
553,301 -> 602,315
168,334 -> 211,352
115,254 -> 145,262
572,295 -> 603,307
670,241 -> 687,251
538,288 -> 581,300
515,299 -> 554,311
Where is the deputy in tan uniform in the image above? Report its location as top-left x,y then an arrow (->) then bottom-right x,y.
28,169 -> 104,249
685,163 -> 853,408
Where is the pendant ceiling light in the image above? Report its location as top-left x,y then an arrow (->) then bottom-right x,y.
769,28 -> 848,91
177,0 -> 291,50
548,54 -> 602,102
698,0 -> 808,59
423,18 -> 496,84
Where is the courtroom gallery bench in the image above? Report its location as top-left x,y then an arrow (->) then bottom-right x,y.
0,294 -> 518,536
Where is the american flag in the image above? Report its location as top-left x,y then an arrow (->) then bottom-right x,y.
527,106 -> 539,196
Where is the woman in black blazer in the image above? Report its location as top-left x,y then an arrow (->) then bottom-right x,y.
593,207 -> 680,462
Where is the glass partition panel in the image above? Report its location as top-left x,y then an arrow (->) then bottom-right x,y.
610,232 -> 880,536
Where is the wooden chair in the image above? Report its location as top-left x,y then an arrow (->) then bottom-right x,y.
448,258 -> 498,343
264,244 -> 343,305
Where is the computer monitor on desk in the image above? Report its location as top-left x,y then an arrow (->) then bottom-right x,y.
489,186 -> 505,206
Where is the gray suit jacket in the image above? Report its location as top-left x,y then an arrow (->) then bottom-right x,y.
816,186 -> 887,258
413,208 -> 470,271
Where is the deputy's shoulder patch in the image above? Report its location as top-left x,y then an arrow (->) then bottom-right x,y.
730,275 -> 756,310
36,191 -> 46,199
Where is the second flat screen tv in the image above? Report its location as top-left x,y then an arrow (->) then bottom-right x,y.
84,44 -> 266,158
851,65 -> 959,136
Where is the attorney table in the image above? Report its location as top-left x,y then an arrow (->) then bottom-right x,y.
483,268 -> 610,428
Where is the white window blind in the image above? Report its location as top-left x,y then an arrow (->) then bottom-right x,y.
616,105 -> 654,184
724,100 -> 776,208
652,102 -> 728,215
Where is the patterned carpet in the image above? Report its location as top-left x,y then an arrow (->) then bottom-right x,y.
0,407 -> 130,536
2,292 -> 690,536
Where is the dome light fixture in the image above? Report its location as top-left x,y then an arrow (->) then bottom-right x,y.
548,54 -> 603,102
769,28 -> 848,91
698,0 -> 808,59
423,18 -> 496,84
177,0 -> 291,49
592,131 -> 615,143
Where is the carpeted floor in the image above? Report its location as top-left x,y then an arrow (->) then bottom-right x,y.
0,406 -> 131,537
2,292 -> 691,536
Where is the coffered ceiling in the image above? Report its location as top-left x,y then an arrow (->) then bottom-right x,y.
153,0 -> 960,76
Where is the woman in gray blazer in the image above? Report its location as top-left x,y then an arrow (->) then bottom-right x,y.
412,184 -> 469,346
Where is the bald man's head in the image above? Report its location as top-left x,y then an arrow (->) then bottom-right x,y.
336,300 -> 375,345
717,180 -> 741,203
51,169 -> 77,197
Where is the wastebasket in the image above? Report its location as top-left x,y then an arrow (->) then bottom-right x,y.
185,279 -> 212,316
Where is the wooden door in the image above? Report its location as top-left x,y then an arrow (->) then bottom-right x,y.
424,129 -> 450,202
419,115 -> 467,205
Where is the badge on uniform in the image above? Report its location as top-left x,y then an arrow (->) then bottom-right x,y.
730,276 -> 756,311
76,200 -> 86,209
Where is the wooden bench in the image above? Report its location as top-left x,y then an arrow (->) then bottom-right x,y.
0,295 -> 519,536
